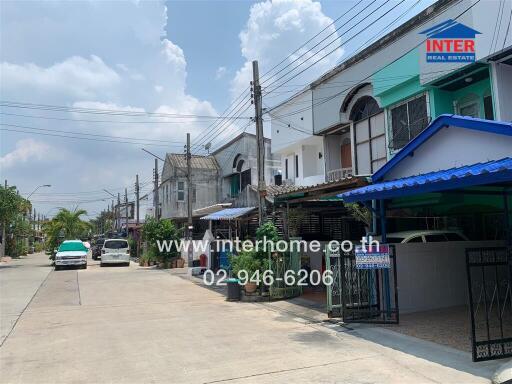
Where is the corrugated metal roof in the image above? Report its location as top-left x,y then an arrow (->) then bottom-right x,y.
166,153 -> 219,170
339,158 -> 512,202
200,207 -> 256,220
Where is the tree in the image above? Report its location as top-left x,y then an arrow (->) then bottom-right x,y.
42,208 -> 92,255
141,217 -> 181,262
0,185 -> 32,257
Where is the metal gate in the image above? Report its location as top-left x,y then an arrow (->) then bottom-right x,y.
466,247 -> 512,362
269,249 -> 302,300
326,245 -> 399,324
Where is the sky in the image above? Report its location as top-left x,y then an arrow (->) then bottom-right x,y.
0,0 -> 435,220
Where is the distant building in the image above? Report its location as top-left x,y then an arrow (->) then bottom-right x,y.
159,154 -> 219,220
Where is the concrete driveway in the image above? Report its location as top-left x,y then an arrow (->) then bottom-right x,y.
0,253 -> 501,383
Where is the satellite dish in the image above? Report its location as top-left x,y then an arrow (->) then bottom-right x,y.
204,142 -> 211,153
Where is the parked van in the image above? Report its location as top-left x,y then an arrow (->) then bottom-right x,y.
101,239 -> 130,267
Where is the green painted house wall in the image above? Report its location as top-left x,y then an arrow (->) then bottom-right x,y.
373,49 -> 426,107
429,75 -> 493,119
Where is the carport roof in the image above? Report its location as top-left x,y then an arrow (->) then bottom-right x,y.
339,157 -> 512,202
372,115 -> 512,182
199,207 -> 256,221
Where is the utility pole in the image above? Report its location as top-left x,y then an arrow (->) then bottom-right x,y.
1,180 -> 7,258
252,60 -> 266,225
135,174 -> 140,258
117,193 -> 121,232
111,200 -> 114,233
154,158 -> 159,220
186,133 -> 193,267
125,188 -> 128,237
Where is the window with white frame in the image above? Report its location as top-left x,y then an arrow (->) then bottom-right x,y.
389,93 -> 429,151
177,181 -> 185,202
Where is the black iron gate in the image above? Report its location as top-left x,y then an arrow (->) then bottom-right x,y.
466,247 -> 512,362
327,246 -> 399,324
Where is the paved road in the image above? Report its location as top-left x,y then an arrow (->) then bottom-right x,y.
0,253 -> 498,383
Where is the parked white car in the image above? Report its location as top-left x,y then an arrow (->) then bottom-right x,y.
375,230 -> 469,244
55,240 -> 88,270
101,239 -> 130,267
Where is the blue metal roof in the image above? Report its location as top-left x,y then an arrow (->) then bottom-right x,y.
372,115 -> 512,182
200,207 -> 256,221
339,158 -> 512,203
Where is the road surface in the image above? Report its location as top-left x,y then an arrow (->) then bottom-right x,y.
0,252 -> 498,383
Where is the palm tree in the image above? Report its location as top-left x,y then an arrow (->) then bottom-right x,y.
50,208 -> 92,240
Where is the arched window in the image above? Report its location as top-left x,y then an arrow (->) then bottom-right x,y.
232,154 -> 242,169
349,96 -> 381,122
236,159 -> 245,172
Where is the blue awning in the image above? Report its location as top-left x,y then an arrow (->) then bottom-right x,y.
200,207 -> 256,220
339,157 -> 512,202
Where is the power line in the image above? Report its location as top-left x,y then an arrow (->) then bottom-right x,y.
0,101 -> 252,120
268,0 -> 477,119
0,123 -> 186,144
1,126 -> 185,147
259,0 -> 365,83
263,0 -> 405,94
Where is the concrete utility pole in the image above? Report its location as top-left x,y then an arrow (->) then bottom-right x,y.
111,200 -> 114,233
124,188 -> 128,237
135,174 -> 140,226
154,158 -> 159,220
117,193 -> 121,232
135,174 -> 140,258
252,60 -> 266,225
186,133 -> 193,267
1,180 -> 6,258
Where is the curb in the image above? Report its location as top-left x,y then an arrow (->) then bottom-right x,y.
492,360 -> 512,384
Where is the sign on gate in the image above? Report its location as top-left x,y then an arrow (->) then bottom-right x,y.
355,244 -> 391,269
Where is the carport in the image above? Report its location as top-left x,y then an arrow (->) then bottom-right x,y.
337,115 -> 512,362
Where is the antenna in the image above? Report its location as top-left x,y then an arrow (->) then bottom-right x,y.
204,142 -> 211,154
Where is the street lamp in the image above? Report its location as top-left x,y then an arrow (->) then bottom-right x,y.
27,184 -> 51,199
103,189 -> 116,198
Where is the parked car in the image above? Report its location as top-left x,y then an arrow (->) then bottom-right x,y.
92,238 -> 105,260
101,239 -> 130,267
375,230 -> 469,244
55,240 -> 88,270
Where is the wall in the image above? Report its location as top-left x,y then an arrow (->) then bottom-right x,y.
213,134 -> 280,200
491,62 -> 512,121
395,240 -> 504,313
386,125 -> 512,180
270,89 -> 313,153
278,135 -> 325,186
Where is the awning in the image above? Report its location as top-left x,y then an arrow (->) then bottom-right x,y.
200,207 -> 256,221
339,157 -> 512,202
192,203 -> 232,217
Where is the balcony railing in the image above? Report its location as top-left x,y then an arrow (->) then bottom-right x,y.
327,167 -> 353,182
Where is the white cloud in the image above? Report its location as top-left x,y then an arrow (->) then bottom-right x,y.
0,0 -> 219,214
0,56 -> 120,100
0,138 -> 58,169
232,0 -> 344,100
215,66 -> 227,80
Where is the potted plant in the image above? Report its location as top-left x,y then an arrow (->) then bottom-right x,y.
230,251 -> 261,294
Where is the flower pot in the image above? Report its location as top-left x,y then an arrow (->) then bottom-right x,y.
244,282 -> 257,293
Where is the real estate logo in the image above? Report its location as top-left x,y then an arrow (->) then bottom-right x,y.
420,19 -> 481,63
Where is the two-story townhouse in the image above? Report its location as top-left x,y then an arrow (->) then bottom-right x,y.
212,132 -> 281,206
159,154 -> 219,220
270,0 -> 511,185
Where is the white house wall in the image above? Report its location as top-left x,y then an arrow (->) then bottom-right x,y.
270,89 -> 313,153
385,126 -> 512,180
491,62 -> 512,122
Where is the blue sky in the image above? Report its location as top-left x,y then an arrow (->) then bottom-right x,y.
0,0 -> 435,218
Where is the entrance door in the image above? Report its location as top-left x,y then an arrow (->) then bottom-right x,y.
326,246 -> 399,323
340,142 -> 352,169
466,247 -> 512,362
